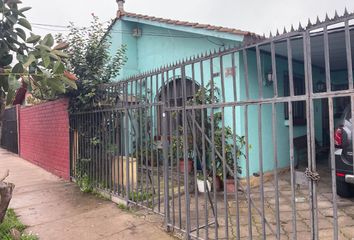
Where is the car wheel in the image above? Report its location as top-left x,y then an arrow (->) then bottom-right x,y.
336,179 -> 354,198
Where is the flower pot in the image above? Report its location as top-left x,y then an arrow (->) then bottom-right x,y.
179,158 -> 193,173
225,178 -> 236,193
197,179 -> 211,193
213,175 -> 222,192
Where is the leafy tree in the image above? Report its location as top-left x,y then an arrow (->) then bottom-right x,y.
0,0 -> 77,223
0,0 -> 77,125
57,14 -> 127,112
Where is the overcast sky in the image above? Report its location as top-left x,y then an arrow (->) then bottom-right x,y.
25,0 -> 354,36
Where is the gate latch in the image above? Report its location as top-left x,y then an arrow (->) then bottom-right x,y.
305,168 -> 320,182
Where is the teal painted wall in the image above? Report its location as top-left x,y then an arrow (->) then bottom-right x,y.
109,20 -> 139,78
237,50 -> 350,177
237,51 -> 323,176
108,19 -> 242,80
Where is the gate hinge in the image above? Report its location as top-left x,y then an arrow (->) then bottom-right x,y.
305,168 -> 320,182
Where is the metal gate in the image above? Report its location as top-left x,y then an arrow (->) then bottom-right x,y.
0,106 -> 18,154
70,11 -> 354,240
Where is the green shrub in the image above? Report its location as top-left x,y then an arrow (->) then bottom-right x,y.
0,209 -> 38,240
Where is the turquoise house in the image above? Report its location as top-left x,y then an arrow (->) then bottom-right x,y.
107,4 -> 260,79
106,2 -> 351,177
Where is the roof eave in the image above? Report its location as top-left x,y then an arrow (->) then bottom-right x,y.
120,15 -> 244,42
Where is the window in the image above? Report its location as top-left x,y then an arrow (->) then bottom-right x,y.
284,73 -> 306,125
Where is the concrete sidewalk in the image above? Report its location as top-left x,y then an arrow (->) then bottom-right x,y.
0,148 -> 173,240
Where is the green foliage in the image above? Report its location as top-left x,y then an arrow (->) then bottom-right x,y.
129,190 -> 152,202
187,82 -> 245,179
0,209 -> 38,240
75,159 -> 93,193
77,173 -> 92,193
170,127 -> 194,161
0,0 -> 76,104
131,104 -> 158,166
57,15 -> 127,112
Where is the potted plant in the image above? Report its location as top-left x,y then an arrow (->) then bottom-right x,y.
185,82 -> 245,192
221,133 -> 245,193
170,131 -> 194,174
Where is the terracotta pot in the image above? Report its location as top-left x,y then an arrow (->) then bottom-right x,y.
179,158 -> 193,173
213,176 -> 222,192
225,178 -> 236,193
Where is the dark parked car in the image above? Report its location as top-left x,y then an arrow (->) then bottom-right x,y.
334,106 -> 354,197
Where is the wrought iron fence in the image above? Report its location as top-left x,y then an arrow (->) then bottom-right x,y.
1,106 -> 18,154
70,10 -> 354,240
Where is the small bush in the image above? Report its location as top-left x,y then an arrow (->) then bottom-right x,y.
129,191 -> 152,202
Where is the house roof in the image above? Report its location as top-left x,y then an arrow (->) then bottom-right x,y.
116,10 -> 262,39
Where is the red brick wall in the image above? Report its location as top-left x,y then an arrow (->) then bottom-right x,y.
18,98 -> 70,180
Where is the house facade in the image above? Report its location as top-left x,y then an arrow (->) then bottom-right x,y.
106,1 -> 352,177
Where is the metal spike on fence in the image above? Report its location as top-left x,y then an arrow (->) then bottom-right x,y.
344,7 -> 349,16
298,22 -> 303,31
334,10 -> 339,20
276,29 -> 280,36
269,31 -> 273,38
325,13 -> 330,21
307,18 -> 312,28
316,16 -> 321,25
283,27 -> 287,34
290,24 -> 295,32
262,33 -> 266,39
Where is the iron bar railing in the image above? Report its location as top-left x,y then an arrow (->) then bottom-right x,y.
69,11 -> 354,240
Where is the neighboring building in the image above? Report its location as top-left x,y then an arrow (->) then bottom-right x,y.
106,1 -> 352,177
